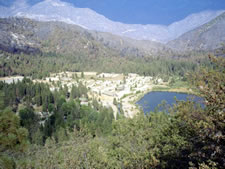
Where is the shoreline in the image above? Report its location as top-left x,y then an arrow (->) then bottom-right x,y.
130,85 -> 199,117
1,74 -> 198,118
134,85 -> 196,104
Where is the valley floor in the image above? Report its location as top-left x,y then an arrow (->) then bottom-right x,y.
0,72 -> 192,118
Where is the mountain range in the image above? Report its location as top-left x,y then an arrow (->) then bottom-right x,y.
167,12 -> 225,51
0,0 -> 224,44
0,0 -> 225,55
0,17 -> 175,59
0,1 -> 225,79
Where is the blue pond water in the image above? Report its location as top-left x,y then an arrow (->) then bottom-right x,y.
136,91 -> 203,114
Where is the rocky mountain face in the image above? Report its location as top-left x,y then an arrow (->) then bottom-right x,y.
167,12 -> 225,52
0,18 -> 41,54
0,17 -> 173,58
1,11 -> 225,58
0,0 -> 224,43
0,0 -> 225,55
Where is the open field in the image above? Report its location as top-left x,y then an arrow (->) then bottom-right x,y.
0,76 -> 24,84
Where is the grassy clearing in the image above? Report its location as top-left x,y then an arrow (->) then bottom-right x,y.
152,80 -> 196,95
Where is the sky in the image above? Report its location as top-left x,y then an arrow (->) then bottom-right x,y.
1,0 -> 225,25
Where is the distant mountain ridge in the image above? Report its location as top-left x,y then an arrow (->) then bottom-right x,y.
0,0 -> 224,43
0,17 -> 173,58
167,12 -> 225,51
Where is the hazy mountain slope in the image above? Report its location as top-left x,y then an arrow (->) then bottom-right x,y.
1,0 -> 224,43
0,17 -> 116,57
91,31 -> 174,57
0,18 -> 41,54
167,12 -> 225,51
0,17 -> 172,58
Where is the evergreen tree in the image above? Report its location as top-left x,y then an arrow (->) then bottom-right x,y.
0,108 -> 28,169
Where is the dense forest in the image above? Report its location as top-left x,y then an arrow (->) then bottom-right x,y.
0,55 -> 224,168
0,49 -> 210,79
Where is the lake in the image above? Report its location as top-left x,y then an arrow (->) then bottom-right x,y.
136,91 -> 203,114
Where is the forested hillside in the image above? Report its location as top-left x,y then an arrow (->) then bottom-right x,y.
0,17 -> 213,79
1,50 -> 211,79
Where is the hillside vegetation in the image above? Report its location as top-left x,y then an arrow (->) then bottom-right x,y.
0,55 -> 224,169
0,18 -> 212,79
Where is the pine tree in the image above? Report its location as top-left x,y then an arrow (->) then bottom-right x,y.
0,108 -> 28,168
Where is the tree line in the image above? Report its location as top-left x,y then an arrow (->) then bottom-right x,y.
0,50 -> 210,80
